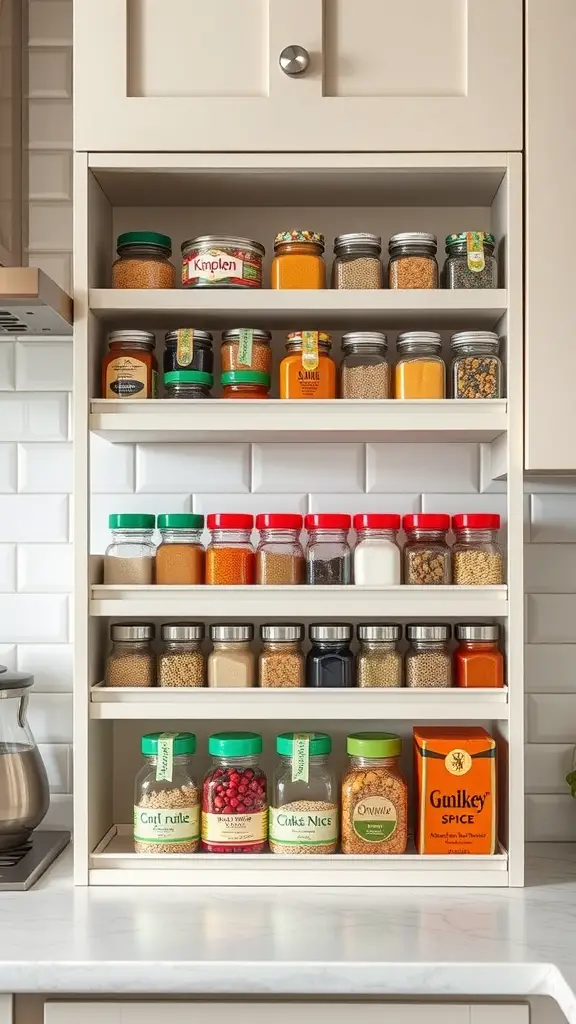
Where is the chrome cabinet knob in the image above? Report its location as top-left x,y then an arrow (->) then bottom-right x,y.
279,45 -> 310,77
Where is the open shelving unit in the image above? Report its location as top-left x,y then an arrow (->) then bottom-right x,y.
73,150 -> 523,888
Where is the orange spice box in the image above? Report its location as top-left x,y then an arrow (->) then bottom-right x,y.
413,726 -> 497,855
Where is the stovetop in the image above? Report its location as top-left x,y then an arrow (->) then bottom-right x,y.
0,831 -> 70,890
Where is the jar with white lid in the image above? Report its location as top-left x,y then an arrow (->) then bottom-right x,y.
340,332 -> 391,399
450,331 -> 503,399
357,623 -> 403,688
353,514 -> 401,585
208,624 -> 256,688
332,233 -> 383,289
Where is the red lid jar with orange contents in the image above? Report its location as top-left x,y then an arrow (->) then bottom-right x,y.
205,513 -> 255,585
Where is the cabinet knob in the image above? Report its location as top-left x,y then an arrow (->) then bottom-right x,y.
279,45 -> 310,77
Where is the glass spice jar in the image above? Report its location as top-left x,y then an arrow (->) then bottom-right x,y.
353,513 -> 401,585
444,232 -> 498,289
134,732 -> 200,854
112,231 -> 176,289
105,623 -> 156,688
341,732 -> 408,855
205,513 -> 255,584
158,622 -> 205,688
454,623 -> 504,689
164,370 -> 213,399
221,371 -> 270,399
103,513 -> 156,585
402,513 -> 451,585
270,732 -> 338,855
202,732 -> 267,853
279,331 -> 336,399
451,514 -> 504,585
208,624 -> 256,688
259,624 -> 305,689
450,331 -> 503,399
388,232 -> 438,289
102,330 -> 158,399
332,233 -> 383,289
306,623 -> 355,688
163,329 -> 214,376
405,624 -> 452,688
155,513 -> 204,585
221,329 -> 272,374
271,230 -> 326,289
340,332 -> 391,399
395,332 -> 446,399
356,623 -> 403,688
255,513 -> 305,585
305,513 -> 352,585
182,235 -> 265,289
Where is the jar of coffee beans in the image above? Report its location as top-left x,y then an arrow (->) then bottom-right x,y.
405,624 -> 452,688
340,332 -> 391,399
451,514 -> 504,585
332,233 -> 383,289
402,514 -> 451,585
305,513 -> 352,585
134,732 -> 200,854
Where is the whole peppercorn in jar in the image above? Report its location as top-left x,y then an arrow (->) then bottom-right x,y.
164,370 -> 213,400
454,623 -> 504,689
256,513 -> 305,585
279,331 -> 336,399
450,331 -> 503,399
270,733 -> 338,855
305,513 -> 352,585
353,513 -> 401,585
444,232 -> 498,289
134,732 -> 200,854
105,623 -> 156,688
356,623 -> 403,688
452,514 -> 504,585
182,235 -> 265,288
340,332 -> 391,399
155,513 -> 204,585
102,330 -> 158,399
205,513 -> 255,585
163,329 -> 213,376
271,230 -> 326,289
202,732 -> 267,853
221,371 -> 270,399
403,513 -> 451,585
341,732 -> 408,855
112,231 -> 176,289
388,232 -> 438,289
395,332 -> 446,399
158,622 -> 206,688
306,623 -> 355,689
221,328 -> 272,374
331,233 -> 383,289
405,624 -> 452,688
259,623 -> 305,688
103,513 -> 156,585
208,624 -> 256,689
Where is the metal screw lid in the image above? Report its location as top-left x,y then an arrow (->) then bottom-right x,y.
222,328 -> 272,344
110,623 -> 155,641
341,332 -> 388,351
165,329 -> 213,346
450,331 -> 499,351
334,232 -> 382,253
406,624 -> 451,642
397,331 -> 442,353
261,623 -> 304,642
161,622 -> 205,642
455,623 -> 499,642
357,623 -> 401,642
389,231 -> 437,252
210,624 -> 254,642
181,235 -> 265,256
108,330 -> 156,348
309,623 -> 353,642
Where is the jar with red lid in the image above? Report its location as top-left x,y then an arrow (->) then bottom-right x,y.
353,514 -> 401,585
255,513 -> 305,585
452,513 -> 504,585
305,513 -> 352,585
221,371 -> 270,399
205,513 -> 255,585
202,732 -> 267,853
402,514 -> 451,585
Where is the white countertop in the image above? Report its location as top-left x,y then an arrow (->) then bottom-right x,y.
1,844 -> 576,1018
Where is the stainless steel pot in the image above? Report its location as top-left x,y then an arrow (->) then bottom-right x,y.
0,666 -> 49,851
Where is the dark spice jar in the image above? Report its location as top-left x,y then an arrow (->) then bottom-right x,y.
305,513 -> 352,585
444,232 -> 498,289
201,732 -> 267,853
306,623 -> 355,688
163,329 -> 214,375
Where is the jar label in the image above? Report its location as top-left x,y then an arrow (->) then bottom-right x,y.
466,231 -> 486,273
105,356 -> 148,399
237,328 -> 253,367
176,329 -> 194,367
269,807 -> 338,848
133,804 -> 200,843
202,809 -> 267,846
291,733 -> 311,783
352,795 -> 397,841
301,331 -> 319,371
156,733 -> 174,782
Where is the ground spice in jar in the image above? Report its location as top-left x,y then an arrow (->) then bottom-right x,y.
341,732 -> 408,855
208,624 -> 256,688
271,231 -> 326,289
257,551 -> 305,584
158,622 -> 206,688
221,329 -> 272,373
205,513 -> 255,585
279,331 -> 336,399
112,231 -> 176,289
105,623 -> 156,688
134,732 -> 200,854
255,513 -> 305,585
155,514 -> 205,585
388,232 -> 438,289
405,624 -> 452,688
259,624 -> 305,688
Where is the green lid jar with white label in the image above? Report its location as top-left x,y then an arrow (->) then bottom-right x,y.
133,731 -> 200,854
341,732 -> 408,856
269,732 -> 338,855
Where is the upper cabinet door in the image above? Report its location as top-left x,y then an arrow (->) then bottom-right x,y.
0,0 -> 22,265
74,0 -> 522,152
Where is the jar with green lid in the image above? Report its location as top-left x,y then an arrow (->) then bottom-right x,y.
270,732 -> 338,855
156,513 -> 205,585
134,732 -> 200,854
202,732 -> 267,853
444,232 -> 498,289
221,370 -> 270,398
112,231 -> 175,289
341,732 -> 408,855
103,513 -> 156,585
163,329 -> 214,375
450,331 -> 503,399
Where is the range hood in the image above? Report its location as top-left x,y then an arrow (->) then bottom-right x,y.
0,268 -> 73,336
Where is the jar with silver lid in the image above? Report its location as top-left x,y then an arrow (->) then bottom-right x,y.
340,332 -> 391,399
259,623 -> 305,688
306,623 -> 354,689
221,328 -> 272,374
102,330 -> 158,400
395,332 -> 446,399
454,623 -> 504,689
331,233 -> 383,289
357,623 -> 403,688
182,235 -> 265,289
450,331 -> 503,399
388,232 -> 438,289
444,232 -> 498,289
105,623 -> 156,688
208,624 -> 256,688
158,622 -> 206,688
405,624 -> 452,688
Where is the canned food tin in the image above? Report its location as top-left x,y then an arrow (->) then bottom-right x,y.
181,235 -> 265,289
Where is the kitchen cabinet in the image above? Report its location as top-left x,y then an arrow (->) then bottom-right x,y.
0,0 -> 22,266
74,0 -> 522,153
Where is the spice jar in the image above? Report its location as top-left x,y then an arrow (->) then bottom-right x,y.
356,623 -> 403,688
163,329 -> 214,376
279,331 -> 336,399
221,329 -> 272,374
388,232 -> 438,289
202,732 -> 267,853
271,230 -> 325,289
395,332 -> 446,399
405,624 -> 452,688
305,513 -> 352,585
182,235 -> 265,289
270,733 -> 338,855
112,231 -> 175,289
444,232 -> 498,289
450,331 -> 503,400
403,514 -> 451,585
158,622 -> 206,688
208,624 -> 256,688
103,513 -> 156,585
134,732 -> 200,853
306,623 -> 354,688
353,513 -> 401,585
332,233 -> 383,289
164,370 -> 213,400
105,623 -> 156,688
155,513 -> 204,585
341,732 -> 408,855
102,330 -> 158,399
452,513 -> 504,585
221,371 -> 270,399
259,624 -> 305,688
205,513 -> 255,585
454,623 -> 504,689
255,513 -> 305,585
340,332 -> 391,399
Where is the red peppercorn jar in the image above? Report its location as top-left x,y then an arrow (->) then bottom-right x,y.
202,732 -> 267,853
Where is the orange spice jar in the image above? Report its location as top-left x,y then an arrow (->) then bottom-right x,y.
102,330 -> 157,399
205,513 -> 255,585
279,331 -> 336,399
271,231 -> 326,289
454,623 -> 504,688
155,514 -> 205,585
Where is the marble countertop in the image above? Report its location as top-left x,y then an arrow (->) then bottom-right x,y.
0,845 -> 576,1018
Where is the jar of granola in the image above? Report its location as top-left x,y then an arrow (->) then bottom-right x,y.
341,732 -> 408,855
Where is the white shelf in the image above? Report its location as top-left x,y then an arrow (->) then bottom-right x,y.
89,287 -> 508,331
90,399 -> 508,444
90,683 -> 509,720
90,825 -> 509,887
90,583 -> 508,618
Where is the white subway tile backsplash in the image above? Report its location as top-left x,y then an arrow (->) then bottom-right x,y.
525,544 -> 576,594
39,794 -> 72,832
29,0 -> 73,47
27,251 -> 71,292
530,494 -> 576,543
308,493 -> 420,516
526,644 -> 576,692
91,494 -> 191,554
421,491 -> 509,522
0,444 -> 17,492
15,340 -> 72,391
525,744 -> 574,794
28,99 -> 72,150
28,693 -> 72,744
91,434 -> 135,493
0,645 -> 16,670
253,443 -> 364,493
0,595 -> 68,643
194,493 -> 308,519
28,48 -> 72,99
527,594 -> 576,643
29,151 -> 73,201
527,694 -> 576,743
0,342 -> 15,390
27,202 -> 73,252
18,441 -> 72,492
0,546 -> 16,592
17,643 -> 73,692
17,543 -> 72,592
0,494 -> 68,542
136,443 -> 250,495
367,443 -> 479,494
38,743 -> 70,793
0,392 -> 68,441
526,795 -> 576,841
